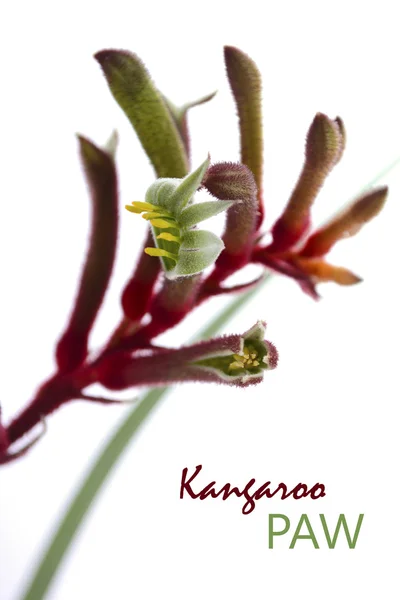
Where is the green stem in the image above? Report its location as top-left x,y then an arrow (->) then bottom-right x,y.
359,153 -> 400,192
19,275 -> 271,600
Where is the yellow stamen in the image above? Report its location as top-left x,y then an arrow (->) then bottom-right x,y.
131,201 -> 158,211
253,360 -> 260,367
125,205 -> 143,213
144,247 -> 178,261
141,212 -> 172,221
229,361 -> 246,370
157,232 -> 181,243
149,218 -> 179,229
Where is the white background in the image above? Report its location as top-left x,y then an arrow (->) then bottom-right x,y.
1,1 -> 399,598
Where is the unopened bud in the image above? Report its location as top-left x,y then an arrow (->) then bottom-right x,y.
268,113 -> 344,253
300,186 -> 388,257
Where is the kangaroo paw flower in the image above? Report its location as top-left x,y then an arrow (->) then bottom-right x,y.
55,135 -> 119,373
97,321 -> 277,390
126,157 -> 233,278
299,186 -> 388,257
224,46 -> 264,226
203,161 -> 259,276
290,258 -> 362,286
268,113 -> 345,253
95,49 -> 188,178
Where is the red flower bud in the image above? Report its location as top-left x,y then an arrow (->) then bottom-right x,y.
300,186 -> 388,257
268,113 -> 344,253
55,136 -> 118,373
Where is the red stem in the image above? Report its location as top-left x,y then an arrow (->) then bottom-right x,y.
6,375 -> 78,445
4,239 -> 266,453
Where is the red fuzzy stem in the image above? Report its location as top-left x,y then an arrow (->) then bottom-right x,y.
6,375 -> 78,445
121,230 -> 161,321
98,334 -> 243,390
252,247 -> 319,299
0,418 -> 9,454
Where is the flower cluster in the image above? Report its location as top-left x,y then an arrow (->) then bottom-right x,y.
0,46 -> 387,464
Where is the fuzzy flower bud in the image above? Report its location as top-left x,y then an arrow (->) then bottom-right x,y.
55,134 -> 118,373
203,161 -> 259,274
300,186 -> 388,257
268,113 -> 345,253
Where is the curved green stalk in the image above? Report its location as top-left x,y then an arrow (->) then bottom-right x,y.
359,153 -> 400,193
19,276 -> 270,600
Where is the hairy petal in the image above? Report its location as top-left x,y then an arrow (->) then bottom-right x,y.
165,230 -> 223,278
300,186 -> 388,257
166,156 -> 210,215
224,46 -> 264,225
179,200 -> 234,228
95,49 -> 188,178
268,113 -> 344,253
55,136 -> 118,372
